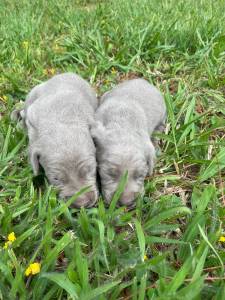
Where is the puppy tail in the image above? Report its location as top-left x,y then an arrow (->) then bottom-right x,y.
11,109 -> 21,121
11,106 -> 26,129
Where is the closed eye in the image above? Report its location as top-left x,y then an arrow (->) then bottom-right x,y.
51,173 -> 67,185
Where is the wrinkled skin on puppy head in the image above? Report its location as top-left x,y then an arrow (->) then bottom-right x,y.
30,143 -> 98,208
27,107 -> 98,208
91,122 -> 155,207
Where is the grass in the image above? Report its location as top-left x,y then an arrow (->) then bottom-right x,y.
0,0 -> 225,299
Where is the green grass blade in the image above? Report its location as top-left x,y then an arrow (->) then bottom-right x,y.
198,225 -> 224,270
167,257 -> 192,293
80,280 -> 121,300
192,247 -> 208,282
146,236 -> 188,245
42,231 -> 75,271
40,272 -> 79,300
199,148 -> 225,182
134,219 -> 146,261
175,276 -> 205,299
108,171 -> 128,214
145,206 -> 191,229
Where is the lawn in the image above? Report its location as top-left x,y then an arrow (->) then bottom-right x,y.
0,0 -> 225,299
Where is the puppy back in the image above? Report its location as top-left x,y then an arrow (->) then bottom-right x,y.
25,73 -> 97,112
100,79 -> 166,135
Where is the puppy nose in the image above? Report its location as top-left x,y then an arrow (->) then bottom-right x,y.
84,191 -> 98,208
119,192 -> 138,207
67,191 -> 97,208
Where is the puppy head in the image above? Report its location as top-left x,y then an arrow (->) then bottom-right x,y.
30,142 -> 98,207
27,106 -> 98,208
91,121 -> 155,207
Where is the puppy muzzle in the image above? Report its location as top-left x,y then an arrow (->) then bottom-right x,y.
65,190 -> 98,208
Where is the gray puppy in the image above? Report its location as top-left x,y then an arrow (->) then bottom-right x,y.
91,79 -> 166,207
12,73 -> 98,208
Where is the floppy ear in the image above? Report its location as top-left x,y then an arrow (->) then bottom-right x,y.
145,140 -> 156,175
29,146 -> 40,175
26,105 -> 38,129
27,105 -> 40,175
90,121 -> 107,146
25,105 -> 39,142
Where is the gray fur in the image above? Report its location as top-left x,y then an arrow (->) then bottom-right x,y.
12,73 -> 98,208
92,78 -> 166,207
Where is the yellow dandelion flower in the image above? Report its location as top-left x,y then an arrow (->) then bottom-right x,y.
3,241 -> 11,249
50,68 -> 56,75
25,266 -> 31,276
111,67 -> 117,74
22,41 -> 29,49
44,68 -> 56,76
0,95 -> 8,102
8,232 -> 16,242
25,262 -> 41,276
3,232 -> 16,249
144,254 -> 148,261
219,236 -> 225,242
